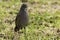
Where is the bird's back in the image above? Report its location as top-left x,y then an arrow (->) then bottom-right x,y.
15,10 -> 29,27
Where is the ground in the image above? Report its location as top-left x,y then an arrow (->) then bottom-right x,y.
0,0 -> 60,40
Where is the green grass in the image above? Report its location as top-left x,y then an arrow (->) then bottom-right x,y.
0,0 -> 60,40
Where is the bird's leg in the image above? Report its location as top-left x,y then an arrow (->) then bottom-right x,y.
24,27 -> 28,40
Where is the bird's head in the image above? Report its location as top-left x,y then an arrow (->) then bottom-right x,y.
20,4 -> 27,10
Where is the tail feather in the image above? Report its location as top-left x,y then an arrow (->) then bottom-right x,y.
14,26 -> 20,32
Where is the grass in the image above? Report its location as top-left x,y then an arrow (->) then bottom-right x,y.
0,0 -> 60,40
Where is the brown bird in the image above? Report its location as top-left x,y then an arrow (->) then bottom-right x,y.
14,4 -> 29,32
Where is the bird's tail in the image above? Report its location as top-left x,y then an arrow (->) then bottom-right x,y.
14,26 -> 20,32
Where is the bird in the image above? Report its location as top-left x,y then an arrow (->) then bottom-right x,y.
14,3 -> 29,32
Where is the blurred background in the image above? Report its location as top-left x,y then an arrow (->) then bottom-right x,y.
0,0 -> 60,40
